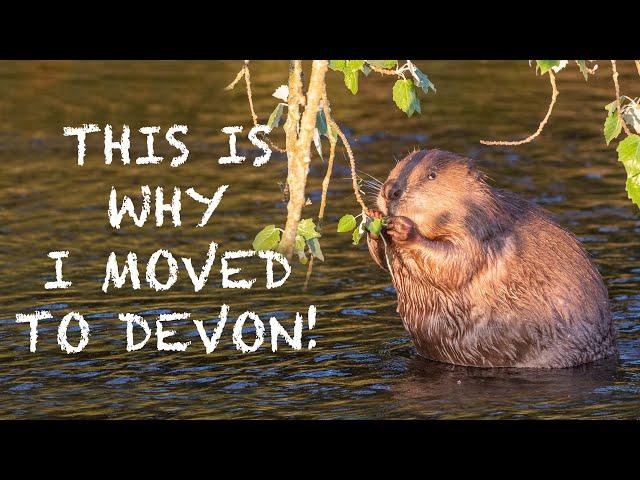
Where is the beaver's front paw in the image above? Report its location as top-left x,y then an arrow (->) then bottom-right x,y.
385,216 -> 418,244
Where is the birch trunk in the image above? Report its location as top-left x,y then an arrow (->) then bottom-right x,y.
279,60 -> 329,259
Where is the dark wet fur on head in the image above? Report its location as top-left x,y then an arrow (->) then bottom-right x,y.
367,149 -> 617,368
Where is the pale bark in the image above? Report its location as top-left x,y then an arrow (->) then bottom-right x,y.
279,60 -> 329,260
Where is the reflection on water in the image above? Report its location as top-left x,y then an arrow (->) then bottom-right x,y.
0,60 -> 639,419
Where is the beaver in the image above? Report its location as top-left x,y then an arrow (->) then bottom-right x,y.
366,149 -> 617,368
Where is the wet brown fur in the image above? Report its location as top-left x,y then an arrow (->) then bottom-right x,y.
367,149 -> 617,368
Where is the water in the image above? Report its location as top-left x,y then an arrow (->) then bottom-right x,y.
0,60 -> 638,419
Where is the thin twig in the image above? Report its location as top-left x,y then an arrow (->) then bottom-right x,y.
324,111 -> 367,211
480,71 -> 559,146
225,60 -> 286,153
243,60 -> 258,126
635,60 -> 640,78
317,94 -> 338,221
368,64 -> 398,76
224,65 -> 246,91
612,60 -> 633,137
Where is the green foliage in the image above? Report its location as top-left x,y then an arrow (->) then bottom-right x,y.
329,60 -> 434,116
252,218 -> 323,263
338,213 -> 388,246
307,237 -> 324,261
412,66 -> 436,94
296,218 -> 323,263
576,60 -> 589,81
316,110 -> 328,136
253,225 -> 281,251
604,106 -> 623,145
352,226 -> 363,245
617,135 -> 640,208
367,218 -> 384,236
337,214 -> 357,232
366,60 -> 398,69
343,70 -> 359,94
297,218 -> 321,240
393,79 -> 420,117
625,176 -> 640,209
267,103 -> 285,130
330,60 -> 367,95
536,60 -> 562,75
617,134 -> 640,172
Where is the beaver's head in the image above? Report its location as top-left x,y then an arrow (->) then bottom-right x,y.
377,149 -> 494,242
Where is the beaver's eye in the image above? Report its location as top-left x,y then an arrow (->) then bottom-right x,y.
428,172 -> 437,180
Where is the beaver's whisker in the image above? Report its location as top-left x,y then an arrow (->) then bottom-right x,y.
357,170 -> 384,185
362,185 -> 381,194
362,179 -> 381,188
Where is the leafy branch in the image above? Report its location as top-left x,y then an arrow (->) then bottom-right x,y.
480,69 -> 559,146
226,59 -> 436,281
225,60 -> 285,153
481,60 -> 640,209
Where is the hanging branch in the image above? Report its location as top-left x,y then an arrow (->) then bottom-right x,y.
368,64 -> 398,76
481,71 -> 558,146
304,89 -> 338,290
323,109 -> 367,211
225,60 -> 285,153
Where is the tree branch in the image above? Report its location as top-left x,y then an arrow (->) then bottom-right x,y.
225,60 -> 285,153
480,71 -> 559,146
280,60 -> 329,260
304,88 -> 338,290
324,106 -> 367,211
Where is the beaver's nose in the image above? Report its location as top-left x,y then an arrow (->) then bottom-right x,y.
383,183 -> 402,201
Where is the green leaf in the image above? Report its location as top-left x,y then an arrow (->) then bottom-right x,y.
625,174 -> 640,209
253,225 -> 281,251
316,110 -> 328,136
337,214 -> 357,233
617,135 -> 640,209
295,234 -> 308,264
412,67 -> 436,94
352,227 -> 362,245
408,93 -> 421,116
345,60 -> 365,72
367,218 -> 384,236
328,124 -> 338,141
576,60 -> 589,81
267,103 -> 285,130
623,104 -> 640,134
307,237 -> 324,261
297,218 -> 321,240
536,60 -> 562,75
343,70 -> 359,94
393,79 -> 418,117
329,60 -> 346,72
313,128 -> 322,160
604,109 -> 623,145
605,100 -> 618,114
617,134 -> 640,176
366,60 -> 398,69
